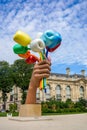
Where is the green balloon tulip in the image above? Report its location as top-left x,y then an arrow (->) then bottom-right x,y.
13,44 -> 28,54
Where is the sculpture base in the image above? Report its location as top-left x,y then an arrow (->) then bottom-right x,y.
8,116 -> 52,121
19,104 -> 41,117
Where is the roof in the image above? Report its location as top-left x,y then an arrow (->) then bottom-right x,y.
50,73 -> 86,79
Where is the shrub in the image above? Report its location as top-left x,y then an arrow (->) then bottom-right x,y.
9,103 -> 17,113
41,98 -> 87,114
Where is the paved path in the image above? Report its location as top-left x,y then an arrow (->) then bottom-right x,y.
0,114 -> 87,130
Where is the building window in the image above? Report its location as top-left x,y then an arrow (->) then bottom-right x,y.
36,88 -> 40,100
45,84 -> 51,100
80,86 -> 84,98
66,86 -> 71,99
10,95 -> 14,101
56,85 -> 61,100
10,89 -> 14,101
10,88 -> 18,102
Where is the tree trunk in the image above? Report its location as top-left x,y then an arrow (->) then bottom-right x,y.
2,92 -> 7,111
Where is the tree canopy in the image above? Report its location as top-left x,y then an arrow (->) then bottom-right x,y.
0,61 -> 14,110
11,59 -> 34,104
11,59 -> 33,91
0,59 -> 34,107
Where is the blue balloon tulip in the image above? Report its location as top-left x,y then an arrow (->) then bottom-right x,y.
40,30 -> 62,52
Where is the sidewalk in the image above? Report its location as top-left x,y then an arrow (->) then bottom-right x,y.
0,114 -> 87,130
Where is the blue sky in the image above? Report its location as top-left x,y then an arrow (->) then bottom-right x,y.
0,0 -> 87,75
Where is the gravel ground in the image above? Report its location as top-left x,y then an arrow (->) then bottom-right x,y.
0,114 -> 87,130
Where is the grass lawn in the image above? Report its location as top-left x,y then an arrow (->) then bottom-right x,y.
42,112 -> 87,116
0,111 -> 87,117
0,112 -> 19,117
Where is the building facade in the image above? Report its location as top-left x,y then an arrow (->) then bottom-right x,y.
0,68 -> 87,111
37,68 -> 87,103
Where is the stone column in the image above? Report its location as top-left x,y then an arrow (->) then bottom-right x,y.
70,84 -> 77,102
84,84 -> 87,99
40,90 -> 45,102
61,84 -> 66,102
74,84 -> 79,102
50,83 -> 56,98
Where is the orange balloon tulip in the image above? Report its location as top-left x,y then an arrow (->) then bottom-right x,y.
18,51 -> 31,58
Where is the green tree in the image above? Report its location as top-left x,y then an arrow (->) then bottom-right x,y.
11,59 -> 33,104
0,61 -> 14,111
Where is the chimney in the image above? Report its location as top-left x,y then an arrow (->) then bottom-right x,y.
81,70 -> 85,76
66,68 -> 70,75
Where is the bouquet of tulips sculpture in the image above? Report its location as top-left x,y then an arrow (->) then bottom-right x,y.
13,30 -> 62,91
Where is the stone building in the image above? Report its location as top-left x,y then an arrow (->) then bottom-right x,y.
37,68 -> 87,103
0,68 -> 87,111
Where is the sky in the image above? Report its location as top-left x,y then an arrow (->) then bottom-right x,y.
0,0 -> 87,75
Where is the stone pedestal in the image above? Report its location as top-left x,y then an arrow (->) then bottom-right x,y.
19,104 -> 41,117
